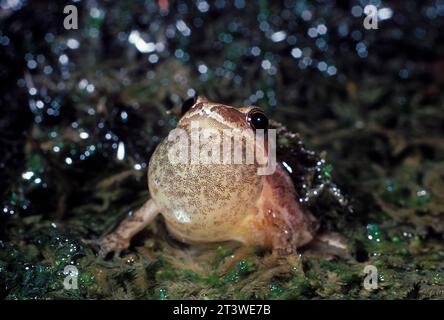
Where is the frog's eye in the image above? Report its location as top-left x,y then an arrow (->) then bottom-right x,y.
247,109 -> 268,130
181,96 -> 196,116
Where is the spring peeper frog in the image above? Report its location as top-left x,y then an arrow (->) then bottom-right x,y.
92,96 -> 318,257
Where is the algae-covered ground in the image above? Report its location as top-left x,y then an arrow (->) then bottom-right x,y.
1,1 -> 444,299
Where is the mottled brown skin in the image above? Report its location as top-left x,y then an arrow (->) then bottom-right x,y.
91,97 -> 318,257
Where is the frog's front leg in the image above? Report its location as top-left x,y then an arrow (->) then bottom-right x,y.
88,199 -> 160,258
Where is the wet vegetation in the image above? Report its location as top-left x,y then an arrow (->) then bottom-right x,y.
1,0 -> 444,299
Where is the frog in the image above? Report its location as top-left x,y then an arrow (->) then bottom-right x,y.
90,96 -> 319,258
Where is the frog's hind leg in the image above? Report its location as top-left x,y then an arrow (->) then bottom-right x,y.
303,232 -> 349,259
259,163 -> 318,254
85,199 -> 160,258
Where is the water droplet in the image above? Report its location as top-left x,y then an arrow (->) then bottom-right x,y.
117,142 -> 126,160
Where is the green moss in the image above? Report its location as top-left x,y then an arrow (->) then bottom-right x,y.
213,246 -> 234,267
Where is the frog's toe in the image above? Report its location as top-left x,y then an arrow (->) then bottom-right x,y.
83,235 -> 129,258
98,245 -> 116,259
303,232 -> 349,259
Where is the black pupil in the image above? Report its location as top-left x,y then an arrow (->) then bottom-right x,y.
181,97 -> 196,116
248,111 -> 268,130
